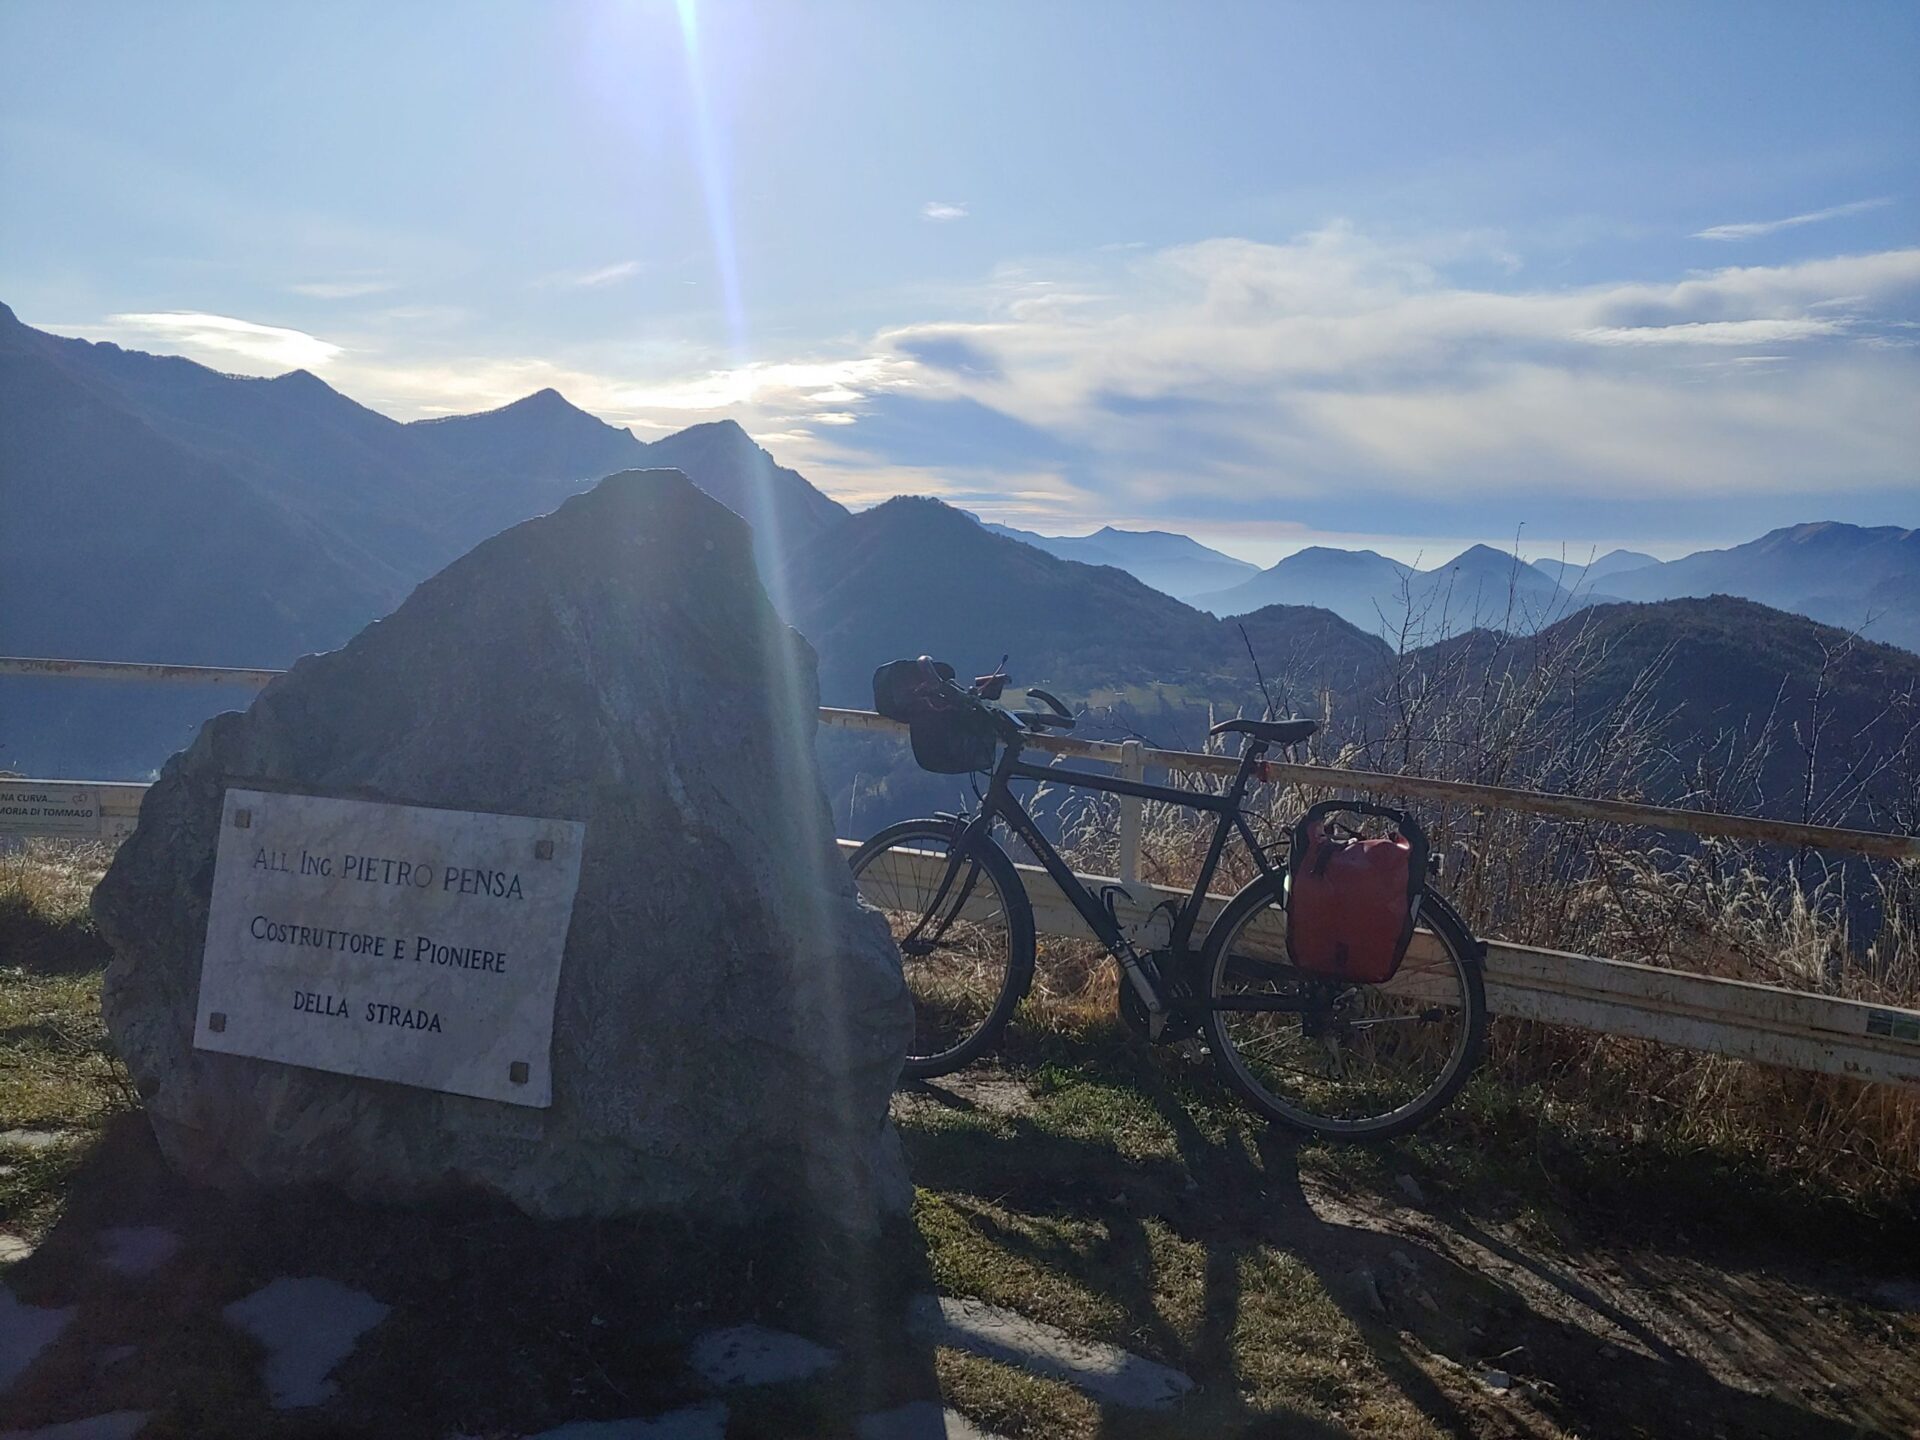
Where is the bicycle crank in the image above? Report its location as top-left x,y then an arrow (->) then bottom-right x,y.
1118,951 -> 1201,1044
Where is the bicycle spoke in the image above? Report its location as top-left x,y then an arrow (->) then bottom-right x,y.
853,826 -> 1022,1072
1208,891 -> 1482,1135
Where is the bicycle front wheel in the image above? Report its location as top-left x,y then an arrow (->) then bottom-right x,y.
848,819 -> 1035,1079
1202,881 -> 1486,1139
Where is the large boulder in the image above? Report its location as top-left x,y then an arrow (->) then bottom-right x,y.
93,469 -> 914,1229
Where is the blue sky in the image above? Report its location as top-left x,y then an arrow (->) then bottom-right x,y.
3,1 -> 1915,563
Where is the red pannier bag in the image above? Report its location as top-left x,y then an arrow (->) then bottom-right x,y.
1285,801 -> 1430,984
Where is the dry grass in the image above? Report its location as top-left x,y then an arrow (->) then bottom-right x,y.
0,840 -> 132,1239
1042,613 -> 1920,1213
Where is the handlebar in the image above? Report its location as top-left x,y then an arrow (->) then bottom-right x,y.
1027,687 -> 1072,721
915,655 -> 1077,734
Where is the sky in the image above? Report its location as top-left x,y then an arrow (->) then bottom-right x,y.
3,0 -> 1916,565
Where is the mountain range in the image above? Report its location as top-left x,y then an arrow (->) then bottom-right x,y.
0,301 -> 841,669
1174,528 -> 1918,654
1531,548 -> 1660,588
1584,524 -> 1918,652
982,522 -> 1260,601
2,303 -> 1914,838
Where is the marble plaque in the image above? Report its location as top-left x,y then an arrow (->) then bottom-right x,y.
195,787 -> 585,1106
0,781 -> 101,839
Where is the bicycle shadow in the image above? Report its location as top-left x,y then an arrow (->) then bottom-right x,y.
905,1061 -> 1870,1439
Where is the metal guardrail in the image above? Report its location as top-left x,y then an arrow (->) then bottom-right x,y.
7,655 -> 1919,1087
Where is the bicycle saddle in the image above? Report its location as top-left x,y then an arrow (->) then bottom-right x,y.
1209,717 -> 1318,745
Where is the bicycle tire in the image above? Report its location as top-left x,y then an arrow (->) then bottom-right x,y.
1201,878 -> 1487,1140
848,818 -> 1036,1079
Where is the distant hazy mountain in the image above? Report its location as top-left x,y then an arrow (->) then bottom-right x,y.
1189,546 -> 1411,632
1532,548 -> 1659,588
0,303 -> 414,666
409,387 -> 648,538
0,304 -> 848,774
638,419 -> 849,591
789,497 -> 1384,826
984,522 -> 1259,600
1596,523 -> 1918,654
1193,543 -> 1584,640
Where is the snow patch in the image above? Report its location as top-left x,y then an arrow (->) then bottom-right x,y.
687,1324 -> 838,1388
910,1294 -> 1194,1410
222,1276 -> 389,1408
0,1287 -> 75,1393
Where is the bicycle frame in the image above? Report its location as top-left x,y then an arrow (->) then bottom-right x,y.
943,729 -> 1283,1021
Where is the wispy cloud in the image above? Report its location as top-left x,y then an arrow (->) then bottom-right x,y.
539,259 -> 645,288
1692,197 -> 1891,242
921,201 -> 968,222
94,311 -> 342,370
1576,318 -> 1845,346
287,279 -> 394,300
817,232 -> 1920,516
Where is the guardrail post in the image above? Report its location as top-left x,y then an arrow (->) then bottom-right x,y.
1118,739 -> 1145,891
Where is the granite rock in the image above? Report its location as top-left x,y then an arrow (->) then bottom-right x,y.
94,470 -> 912,1227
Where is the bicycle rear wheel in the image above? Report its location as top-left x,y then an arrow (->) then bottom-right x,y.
848,819 -> 1035,1079
1202,881 -> 1486,1139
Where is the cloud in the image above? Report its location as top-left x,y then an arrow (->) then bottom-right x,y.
808,232 -> 1920,517
921,201 -> 968,222
101,225 -> 1909,538
539,260 -> 645,288
93,311 -> 342,370
1575,318 -> 1846,345
288,280 -> 394,299
1692,197 -> 1892,242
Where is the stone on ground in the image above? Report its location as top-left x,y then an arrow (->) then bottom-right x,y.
96,1227 -> 180,1278
92,469 -> 912,1228
0,1132 -> 71,1153
855,1401 -> 1008,1439
523,1406 -> 729,1440
221,1275 -> 389,1408
687,1324 -> 838,1387
0,1414 -> 148,1440
0,1287 -> 74,1393
910,1294 -> 1194,1410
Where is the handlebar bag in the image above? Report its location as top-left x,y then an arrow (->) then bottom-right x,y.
1285,801 -> 1429,984
909,707 -> 999,774
873,657 -> 954,722
873,658 -> 999,773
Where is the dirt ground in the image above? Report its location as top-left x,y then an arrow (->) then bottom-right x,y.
896,1064 -> 1920,1440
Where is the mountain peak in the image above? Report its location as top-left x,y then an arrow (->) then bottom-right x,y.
269,367 -> 334,391
1441,543 -> 1527,570
501,386 -> 586,416
671,417 -> 759,449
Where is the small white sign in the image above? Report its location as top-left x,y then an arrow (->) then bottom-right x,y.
0,782 -> 101,839
196,787 -> 585,1107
